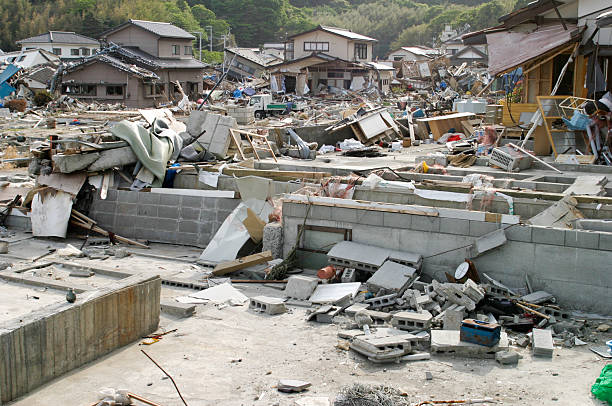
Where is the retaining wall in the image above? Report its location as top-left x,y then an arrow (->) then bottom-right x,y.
88,189 -> 240,247
0,274 -> 161,404
282,200 -> 612,314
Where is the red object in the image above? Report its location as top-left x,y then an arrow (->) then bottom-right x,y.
447,134 -> 462,142
317,266 -> 336,280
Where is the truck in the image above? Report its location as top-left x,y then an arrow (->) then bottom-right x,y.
248,94 -> 306,119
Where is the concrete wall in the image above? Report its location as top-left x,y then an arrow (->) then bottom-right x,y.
88,189 -> 240,247
0,274 -> 161,404
282,200 -> 612,314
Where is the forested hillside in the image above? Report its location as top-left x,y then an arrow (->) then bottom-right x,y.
0,0 -> 529,59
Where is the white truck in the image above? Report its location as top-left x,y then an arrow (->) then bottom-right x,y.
248,94 -> 306,119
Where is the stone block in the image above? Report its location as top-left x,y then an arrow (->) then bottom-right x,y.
411,215 -> 440,232
439,217 -> 469,235
532,328 -> 553,357
160,300 -> 195,318
285,275 -> 319,300
392,311 -> 432,331
468,220 -> 499,237
564,229 -> 599,249
249,296 -> 286,315
532,226 -> 565,246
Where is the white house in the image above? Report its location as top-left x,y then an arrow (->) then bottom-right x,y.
16,31 -> 100,60
387,46 -> 439,62
0,49 -> 60,69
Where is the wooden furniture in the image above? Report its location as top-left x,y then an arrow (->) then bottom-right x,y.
229,128 -> 278,162
536,95 -> 586,158
416,112 -> 476,140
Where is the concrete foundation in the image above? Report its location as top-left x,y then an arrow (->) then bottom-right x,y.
0,274 -> 161,404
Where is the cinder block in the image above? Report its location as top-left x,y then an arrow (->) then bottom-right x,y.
159,194 -> 181,206
137,204 -> 157,217
383,212 -> 412,228
365,293 -> 398,309
105,189 -> 118,201
155,218 -> 179,232
283,202 -> 307,218
439,217 -> 469,235
564,229 -> 600,250
114,215 -> 136,228
117,190 -> 138,203
158,206 -> 179,219
176,232 -> 198,245
356,210 -> 384,226
334,207 -> 358,223
443,308 -> 464,330
532,226 -> 565,245
197,221 -> 213,236
215,198 -> 240,211
160,299 -> 195,318
180,207 -> 201,221
116,203 -> 137,215
178,221 -> 199,234
599,232 -> 612,251
93,200 -> 117,213
249,296 -> 286,315
285,275 -> 318,300
532,328 -> 553,357
505,225 -> 532,242
412,215 -> 440,232
134,216 -> 155,230
392,311 -> 432,331
92,213 -> 115,228
181,195 -> 202,208
468,220 -> 499,237
138,192 -> 160,205
462,279 -> 485,303
310,205 -> 332,220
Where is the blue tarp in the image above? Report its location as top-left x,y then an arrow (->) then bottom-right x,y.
0,64 -> 20,99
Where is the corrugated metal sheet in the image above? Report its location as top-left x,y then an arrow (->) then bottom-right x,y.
487,23 -> 581,75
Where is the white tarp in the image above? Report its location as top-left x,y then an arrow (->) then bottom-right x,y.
176,282 -> 248,305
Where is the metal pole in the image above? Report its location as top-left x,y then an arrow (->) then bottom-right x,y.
190,32 -> 203,61
206,26 -> 212,52
508,143 -> 563,174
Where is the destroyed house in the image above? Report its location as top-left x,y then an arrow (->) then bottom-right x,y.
284,25 -> 377,62
223,47 -> 283,80
387,46 -> 440,62
16,31 -> 100,60
60,20 -> 206,107
0,49 -> 60,69
463,0 -> 611,156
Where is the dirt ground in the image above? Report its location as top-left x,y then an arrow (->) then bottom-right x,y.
8,280 -> 612,406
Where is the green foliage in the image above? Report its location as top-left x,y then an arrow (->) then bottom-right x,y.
198,50 -> 224,64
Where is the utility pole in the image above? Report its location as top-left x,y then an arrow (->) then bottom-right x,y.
205,26 -> 213,52
191,31 -> 203,61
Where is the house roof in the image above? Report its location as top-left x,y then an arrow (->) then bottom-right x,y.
366,61 -> 395,71
0,49 -> 60,68
101,20 -> 195,40
122,46 -> 207,69
65,54 -> 160,80
225,47 -> 282,68
17,31 -> 99,45
453,45 -> 488,59
390,46 -> 439,58
289,25 -> 377,42
498,0 -> 564,28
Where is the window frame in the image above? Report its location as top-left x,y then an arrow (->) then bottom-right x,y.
355,43 -> 367,60
105,85 -> 124,96
52,48 -> 62,56
303,42 -> 329,52
184,45 -> 192,55
172,45 -> 180,55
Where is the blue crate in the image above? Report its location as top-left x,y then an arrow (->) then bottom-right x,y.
460,319 -> 501,347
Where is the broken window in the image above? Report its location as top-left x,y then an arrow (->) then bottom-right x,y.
62,84 -> 97,96
355,43 -> 367,59
17,56 -> 26,62
52,48 -> 61,55
82,48 -> 90,56
70,49 -> 79,56
184,46 -> 192,55
172,45 -> 180,55
106,85 -> 123,96
145,83 -> 165,97
304,42 -> 329,52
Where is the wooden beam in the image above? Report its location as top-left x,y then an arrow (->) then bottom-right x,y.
213,251 -> 273,276
523,43 -> 577,75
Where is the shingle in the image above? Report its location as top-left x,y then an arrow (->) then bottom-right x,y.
129,20 -> 195,40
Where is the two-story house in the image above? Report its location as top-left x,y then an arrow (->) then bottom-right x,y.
16,31 -> 100,60
60,20 -> 207,107
271,25 -> 393,95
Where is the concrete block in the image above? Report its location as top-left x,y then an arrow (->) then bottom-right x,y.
388,251 -> 423,270
52,152 -> 100,173
182,195 -> 202,208
470,228 -> 507,257
599,232 -> 612,251
383,212 -> 412,228
160,300 -> 195,318
105,189 -> 118,202
285,275 -> 319,300
154,218 -> 179,232
462,279 -> 485,303
308,305 -> 342,323
430,330 -> 508,358
532,226 -> 565,246
495,350 -> 519,365
178,220 -> 200,234
564,229 -> 599,249
179,207 -> 200,222
117,190 -> 138,204
249,296 -> 286,315
158,205 -> 179,219
439,217 -> 469,235
137,191 -> 161,205
366,261 -> 417,293
341,268 -> 357,283
392,311 -> 432,331
365,293 -> 398,309
344,303 -> 370,316
310,205 -> 332,220
116,203 -> 137,216
532,328 -> 553,357
361,309 -> 392,324
432,280 -> 476,311
159,194 -> 181,206
443,308 -> 464,330
520,290 -> 554,304
327,241 -> 389,272
263,222 -> 284,259
411,215 -> 440,232
469,220 -> 499,237
355,210 -> 384,226
93,200 -> 117,214
505,225 -> 532,242
334,207 -> 358,223
137,204 -> 158,217
176,232 -> 198,246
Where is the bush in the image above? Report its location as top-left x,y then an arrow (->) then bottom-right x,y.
33,91 -> 53,107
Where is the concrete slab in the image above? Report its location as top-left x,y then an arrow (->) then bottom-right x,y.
309,282 -> 361,304
366,261 -> 417,293
285,275 -> 319,300
470,228 -> 506,257
327,241 -> 389,272
160,299 -> 195,318
532,328 -> 554,358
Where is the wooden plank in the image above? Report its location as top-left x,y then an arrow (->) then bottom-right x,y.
213,251 -> 273,276
175,165 -> 332,182
228,129 -> 247,160
285,198 -> 438,217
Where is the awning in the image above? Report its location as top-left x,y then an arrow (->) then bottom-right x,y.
487,23 -> 581,76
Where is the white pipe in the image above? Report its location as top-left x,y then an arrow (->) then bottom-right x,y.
508,142 -> 563,173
